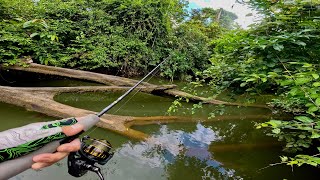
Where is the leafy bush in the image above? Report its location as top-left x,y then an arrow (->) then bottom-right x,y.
203,0 -> 320,167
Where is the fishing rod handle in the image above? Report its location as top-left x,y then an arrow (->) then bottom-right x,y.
0,114 -> 99,179
0,140 -> 60,180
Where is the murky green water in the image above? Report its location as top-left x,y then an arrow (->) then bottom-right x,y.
54,91 -> 271,118
0,76 -> 319,179
0,102 -> 317,180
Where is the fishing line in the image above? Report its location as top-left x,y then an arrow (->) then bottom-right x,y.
84,78 -> 154,136
84,69 -> 161,136
112,71 -> 160,115
84,59 -> 165,136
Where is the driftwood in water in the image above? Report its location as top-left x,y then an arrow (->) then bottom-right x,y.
6,63 -> 268,108
0,85 -> 273,140
0,63 -> 271,139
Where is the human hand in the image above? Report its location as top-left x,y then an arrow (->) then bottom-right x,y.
31,123 -> 84,170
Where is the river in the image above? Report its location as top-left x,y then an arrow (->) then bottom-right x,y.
0,74 -> 318,179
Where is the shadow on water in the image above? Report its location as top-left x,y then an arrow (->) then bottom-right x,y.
0,70 -> 104,87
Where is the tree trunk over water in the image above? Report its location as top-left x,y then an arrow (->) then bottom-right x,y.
5,63 -> 268,108
0,63 -> 271,139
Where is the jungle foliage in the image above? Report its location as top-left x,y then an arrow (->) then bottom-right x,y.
4,0 -> 319,170
0,0 -> 236,78
203,0 -> 320,167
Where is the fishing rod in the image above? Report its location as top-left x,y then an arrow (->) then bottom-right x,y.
0,58 -> 169,180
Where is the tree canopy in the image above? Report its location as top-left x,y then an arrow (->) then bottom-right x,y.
0,0 -> 235,79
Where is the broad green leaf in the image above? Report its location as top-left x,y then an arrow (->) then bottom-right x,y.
316,98 -> 320,106
312,74 -> 319,80
40,21 -> 48,29
272,128 -> 281,134
295,116 -> 313,123
306,103 -> 314,107
311,131 -> 320,139
51,35 -> 56,41
280,156 -> 288,162
251,74 -> 260,78
302,63 -> 312,68
268,120 -> 282,127
310,94 -> 319,99
313,82 -> 320,87
286,144 -> 293,148
245,78 -> 256,82
288,62 -> 301,65
30,33 -> 39,38
298,134 -> 306,139
240,82 -> 247,87
295,78 -> 311,85
308,106 -> 318,113
294,41 -> 306,46
233,78 -> 242,81
261,78 -> 267,82
289,87 -> 301,96
23,20 -> 32,28
268,72 -> 278,76
281,79 -> 293,86
14,18 -> 23,21
300,127 -> 313,131
273,44 -> 284,51
259,44 -> 267,49
288,160 -> 298,166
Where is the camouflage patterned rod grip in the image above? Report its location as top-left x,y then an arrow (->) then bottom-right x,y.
0,141 -> 60,180
0,114 -> 99,179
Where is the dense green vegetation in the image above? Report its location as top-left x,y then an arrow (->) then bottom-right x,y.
0,0 -> 235,79
1,0 -> 320,170
203,0 -> 320,167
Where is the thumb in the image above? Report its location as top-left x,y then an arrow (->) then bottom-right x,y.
62,123 -> 84,136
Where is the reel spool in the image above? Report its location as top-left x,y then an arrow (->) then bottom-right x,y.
68,136 -> 113,180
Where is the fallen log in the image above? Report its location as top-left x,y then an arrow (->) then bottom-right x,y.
0,63 -> 275,139
0,85 -> 274,140
4,63 -> 268,108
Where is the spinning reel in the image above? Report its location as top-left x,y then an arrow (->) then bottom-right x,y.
68,136 -> 113,180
